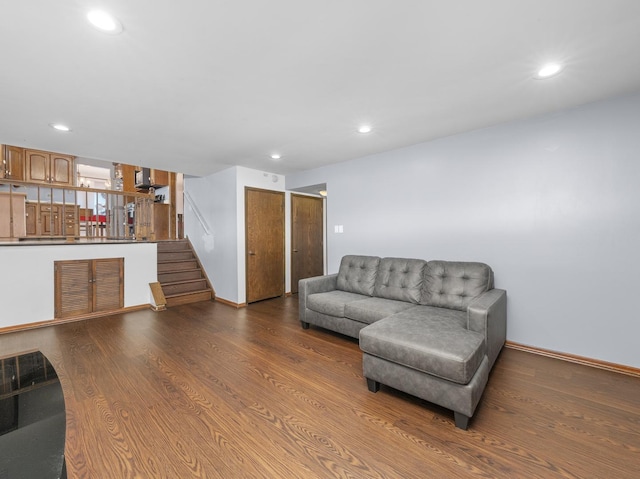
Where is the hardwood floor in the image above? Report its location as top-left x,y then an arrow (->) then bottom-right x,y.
1,296 -> 638,478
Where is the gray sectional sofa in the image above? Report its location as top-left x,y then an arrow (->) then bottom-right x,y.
298,255 -> 507,429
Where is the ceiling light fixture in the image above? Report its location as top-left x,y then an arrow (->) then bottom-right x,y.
50,123 -> 71,132
535,62 -> 563,79
87,10 -> 123,34
270,153 -> 281,160
358,125 -> 372,134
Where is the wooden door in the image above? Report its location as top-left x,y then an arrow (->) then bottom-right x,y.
25,150 -> 48,183
245,188 -> 285,303
3,145 -> 25,180
25,203 -> 37,235
93,258 -> 124,312
150,169 -> 169,186
291,194 -> 324,294
40,204 -> 60,236
55,260 -> 93,318
50,154 -> 74,185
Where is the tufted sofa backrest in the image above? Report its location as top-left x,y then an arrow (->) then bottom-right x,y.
374,257 -> 426,303
336,255 -> 380,296
421,261 -> 494,311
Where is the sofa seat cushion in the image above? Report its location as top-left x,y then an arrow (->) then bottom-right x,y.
359,307 -> 485,385
345,299 -> 418,325
307,291 -> 369,318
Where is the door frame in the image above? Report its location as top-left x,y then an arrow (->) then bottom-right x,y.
244,187 -> 285,303
290,193 -> 325,294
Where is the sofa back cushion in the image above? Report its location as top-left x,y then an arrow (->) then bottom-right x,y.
373,257 -> 426,303
336,255 -> 380,296
421,261 -> 493,311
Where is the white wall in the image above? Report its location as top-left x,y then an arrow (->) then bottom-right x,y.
0,243 -> 157,328
184,166 -> 287,305
286,92 -> 640,369
184,167 -> 239,303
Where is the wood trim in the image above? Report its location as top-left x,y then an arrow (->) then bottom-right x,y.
505,341 -> 640,378
0,304 -> 150,335
149,282 -> 167,311
214,297 -> 246,309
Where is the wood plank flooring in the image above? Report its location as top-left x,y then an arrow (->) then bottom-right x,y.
1,296 -> 638,478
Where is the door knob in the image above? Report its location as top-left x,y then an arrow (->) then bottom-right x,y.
248,251 -> 256,256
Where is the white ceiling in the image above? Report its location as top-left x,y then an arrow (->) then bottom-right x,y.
1,1 -> 639,177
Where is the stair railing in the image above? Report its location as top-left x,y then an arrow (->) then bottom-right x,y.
183,189 -> 211,236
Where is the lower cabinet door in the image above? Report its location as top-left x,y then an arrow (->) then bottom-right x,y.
54,258 -> 124,319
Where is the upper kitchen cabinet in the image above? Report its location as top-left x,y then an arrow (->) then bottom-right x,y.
150,169 -> 169,187
1,144 -> 26,181
25,149 -> 75,186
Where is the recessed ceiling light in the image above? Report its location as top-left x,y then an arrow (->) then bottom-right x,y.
87,10 -> 123,34
535,62 -> 563,79
358,125 -> 372,134
270,153 -> 281,160
50,123 -> 71,132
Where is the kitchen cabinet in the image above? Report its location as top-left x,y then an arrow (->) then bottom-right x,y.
150,169 -> 169,187
29,202 -> 79,236
25,149 -> 75,186
1,145 -> 25,181
62,205 -> 80,236
54,258 -> 124,318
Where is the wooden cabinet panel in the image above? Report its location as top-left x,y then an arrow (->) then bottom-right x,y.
0,192 -> 26,238
150,169 -> 169,186
63,205 -> 79,236
40,204 -> 60,236
50,155 -> 74,185
25,203 -> 37,235
25,149 -> 75,186
93,258 -> 124,312
153,203 -> 170,240
55,258 -> 124,319
1,145 -> 25,180
55,260 -> 93,318
120,164 -> 137,193
25,150 -> 49,183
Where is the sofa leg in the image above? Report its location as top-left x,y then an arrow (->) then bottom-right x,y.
454,412 -> 470,430
301,321 -> 309,329
366,378 -> 380,393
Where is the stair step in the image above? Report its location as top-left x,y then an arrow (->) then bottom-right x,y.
158,269 -> 203,283
158,259 -> 199,273
157,240 -> 191,253
156,240 -> 215,308
158,251 -> 195,261
161,279 -> 209,295
165,289 -> 214,307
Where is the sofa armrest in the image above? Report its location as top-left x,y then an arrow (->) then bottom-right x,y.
298,274 -> 338,322
467,288 -> 507,369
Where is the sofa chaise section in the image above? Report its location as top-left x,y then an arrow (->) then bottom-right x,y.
299,255 -> 507,429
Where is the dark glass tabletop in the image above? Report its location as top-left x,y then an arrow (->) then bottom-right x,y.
0,351 -> 66,479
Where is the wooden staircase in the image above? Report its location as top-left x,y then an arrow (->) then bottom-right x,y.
157,240 -> 215,307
